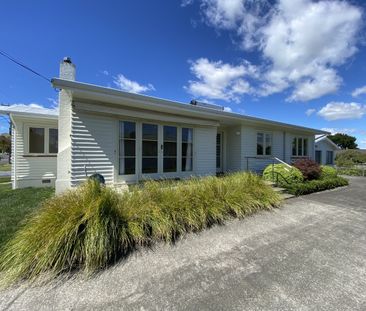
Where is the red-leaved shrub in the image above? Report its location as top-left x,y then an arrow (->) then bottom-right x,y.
293,159 -> 321,181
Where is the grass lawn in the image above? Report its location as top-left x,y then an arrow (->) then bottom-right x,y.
0,184 -> 54,249
0,163 -> 11,171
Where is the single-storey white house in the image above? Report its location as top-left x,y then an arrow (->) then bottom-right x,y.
1,58 -> 328,193
314,135 -> 340,165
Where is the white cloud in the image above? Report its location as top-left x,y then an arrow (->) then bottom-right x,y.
113,74 -> 155,94
181,0 -> 194,7
317,102 -> 366,121
200,0 -> 269,50
352,85 -> 366,97
192,0 -> 363,101
305,108 -> 316,116
102,70 -> 109,76
185,58 -> 256,102
320,128 -> 356,135
223,106 -> 232,112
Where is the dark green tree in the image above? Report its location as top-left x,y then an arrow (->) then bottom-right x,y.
328,133 -> 358,149
0,134 -> 11,153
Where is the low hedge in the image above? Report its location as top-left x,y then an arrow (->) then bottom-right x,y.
337,168 -> 365,177
284,177 -> 348,196
0,172 -> 281,285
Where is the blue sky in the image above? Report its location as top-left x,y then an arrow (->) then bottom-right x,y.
0,0 -> 366,147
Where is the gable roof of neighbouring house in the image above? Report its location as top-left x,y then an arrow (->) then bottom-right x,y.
315,135 -> 341,150
51,78 -> 329,135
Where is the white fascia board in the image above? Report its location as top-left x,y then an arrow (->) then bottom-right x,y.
52,78 -> 329,135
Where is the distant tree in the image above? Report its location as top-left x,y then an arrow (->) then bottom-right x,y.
328,133 -> 358,149
0,134 -> 11,154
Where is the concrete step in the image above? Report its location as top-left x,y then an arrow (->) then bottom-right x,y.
280,193 -> 296,200
272,187 -> 286,193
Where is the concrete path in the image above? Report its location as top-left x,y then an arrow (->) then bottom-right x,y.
1,177 -> 365,310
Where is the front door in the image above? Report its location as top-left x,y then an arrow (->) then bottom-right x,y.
141,123 -> 178,179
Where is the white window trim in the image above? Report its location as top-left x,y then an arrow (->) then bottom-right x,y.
25,125 -> 58,156
256,131 -> 273,156
292,137 -> 309,157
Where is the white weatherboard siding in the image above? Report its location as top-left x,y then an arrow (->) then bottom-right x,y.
11,116 -> 57,189
241,125 -> 316,172
241,126 -> 285,172
194,126 -> 217,176
71,111 -> 116,186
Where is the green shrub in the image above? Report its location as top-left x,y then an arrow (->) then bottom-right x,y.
335,150 -> 366,167
320,166 -> 337,179
0,173 -> 281,285
263,164 -> 303,186
293,158 -> 321,180
284,177 -> 348,196
337,168 -> 365,176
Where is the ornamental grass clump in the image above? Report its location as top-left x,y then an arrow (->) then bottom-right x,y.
0,172 -> 281,286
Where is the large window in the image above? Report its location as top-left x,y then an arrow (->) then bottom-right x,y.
257,132 -> 272,156
182,128 -> 193,171
163,126 -> 177,172
292,137 -> 308,157
142,123 -> 158,173
28,127 -> 58,154
119,121 -> 136,175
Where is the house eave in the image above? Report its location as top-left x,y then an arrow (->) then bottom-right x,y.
52,78 -> 329,135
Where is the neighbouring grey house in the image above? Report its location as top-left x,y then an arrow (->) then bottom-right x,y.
0,58 -> 328,193
314,135 -> 340,165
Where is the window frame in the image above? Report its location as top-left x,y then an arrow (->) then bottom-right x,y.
26,125 -> 58,156
292,137 -> 309,157
117,121 -> 195,177
256,131 -> 272,156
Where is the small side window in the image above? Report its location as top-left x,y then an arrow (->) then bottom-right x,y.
49,129 -> 58,154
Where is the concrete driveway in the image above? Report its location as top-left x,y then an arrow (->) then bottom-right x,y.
1,177 -> 366,311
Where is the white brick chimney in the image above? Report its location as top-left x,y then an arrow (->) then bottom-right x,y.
55,57 -> 75,194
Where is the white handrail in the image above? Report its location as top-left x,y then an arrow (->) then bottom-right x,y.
273,157 -> 292,168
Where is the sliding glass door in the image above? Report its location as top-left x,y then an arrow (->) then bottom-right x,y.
118,121 -> 193,181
